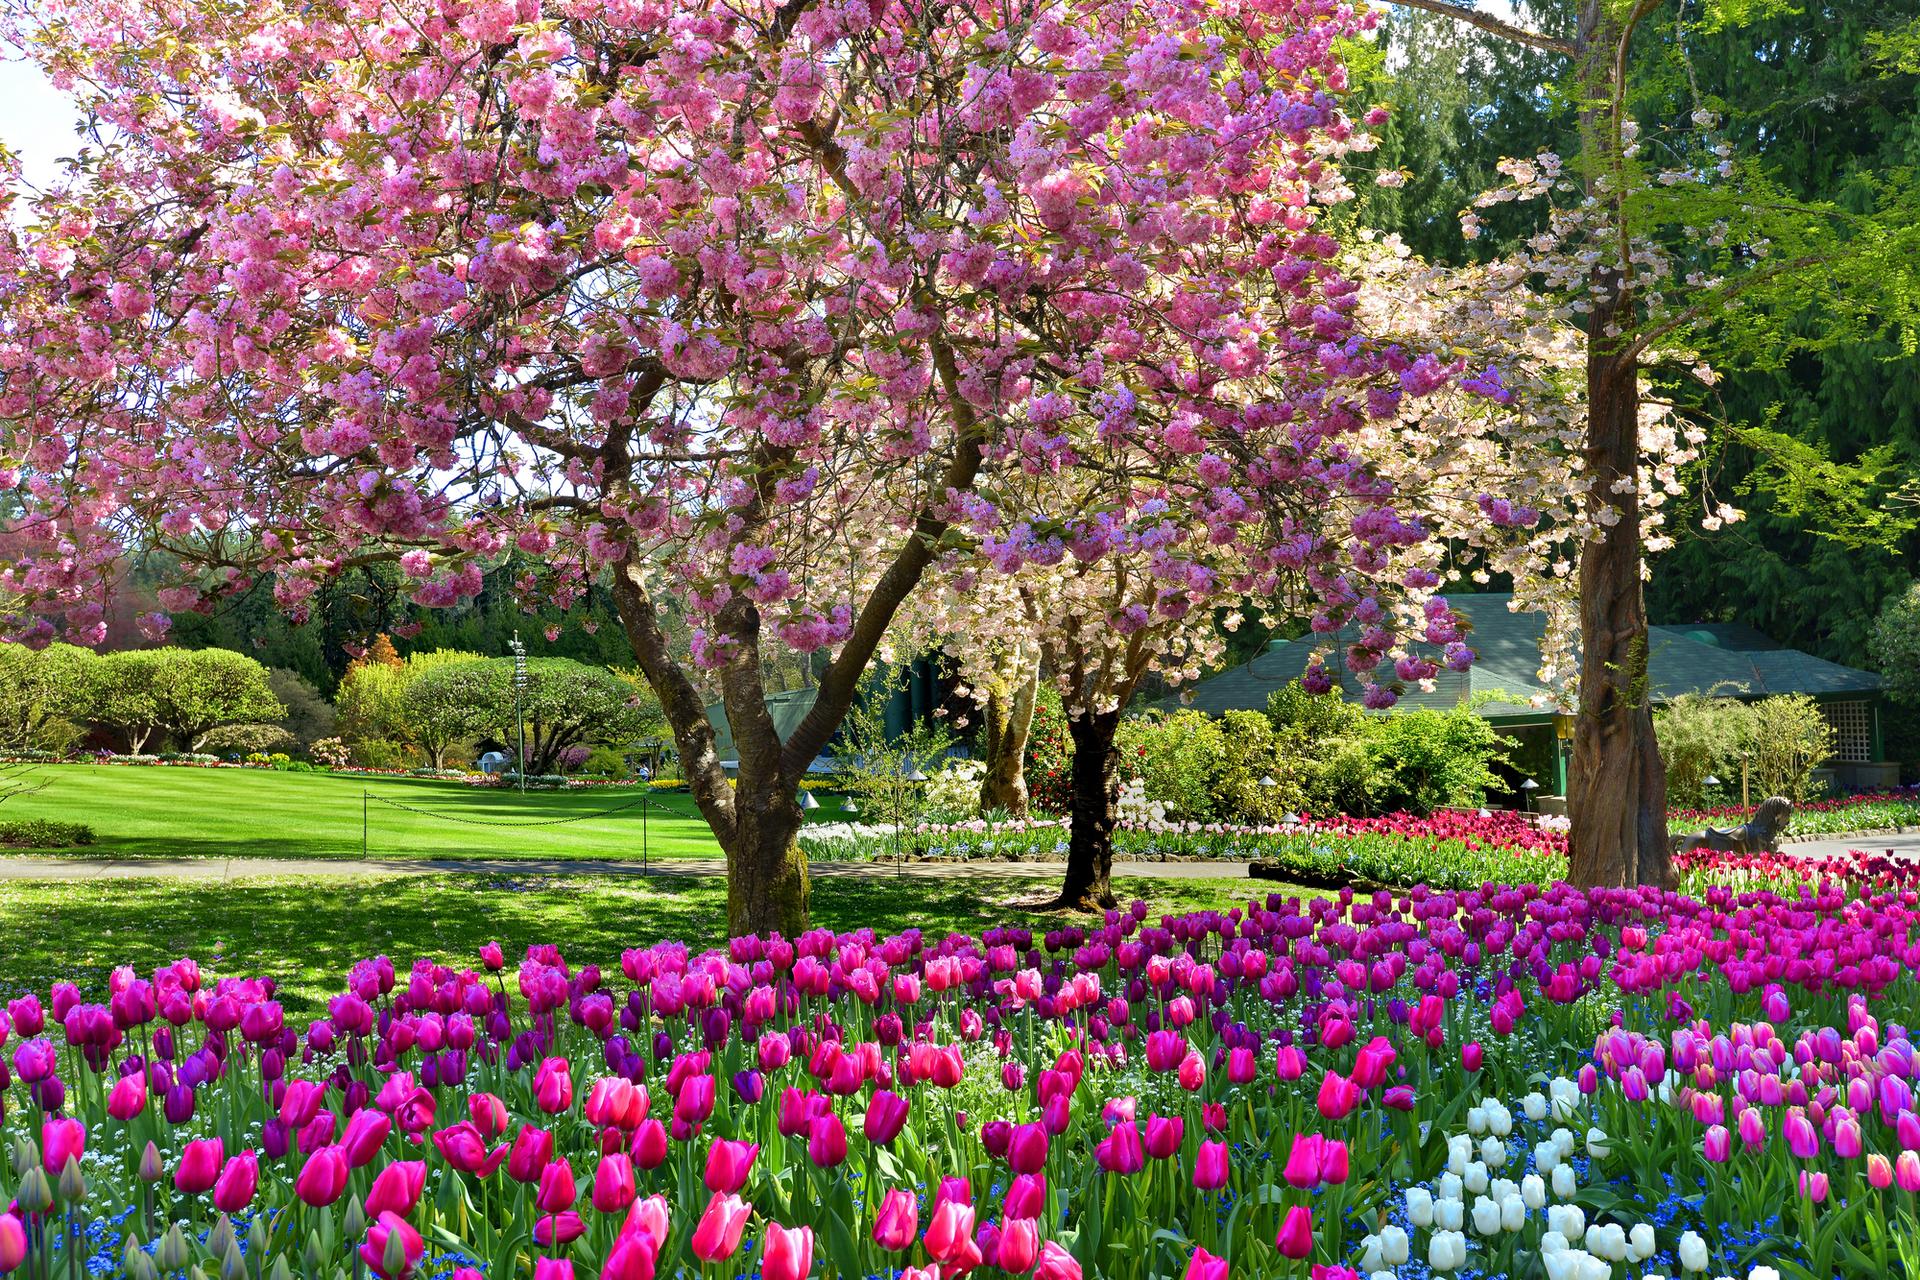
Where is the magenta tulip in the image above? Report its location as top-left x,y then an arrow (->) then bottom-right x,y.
1193,1139 -> 1229,1190
295,1146 -> 350,1207
593,1153 -> 637,1213
41,1117 -> 85,1176
213,1150 -> 259,1214
1183,1245 -> 1229,1280
536,1157 -> 577,1214
863,1090 -> 910,1146
998,1218 -> 1040,1274
1276,1205 -> 1313,1259
873,1188 -> 918,1251
365,1160 -> 427,1219
360,1211 -> 423,1280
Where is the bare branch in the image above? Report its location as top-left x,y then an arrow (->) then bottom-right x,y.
1386,0 -> 1578,55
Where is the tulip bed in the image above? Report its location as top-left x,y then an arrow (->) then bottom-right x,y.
3,853 -> 1919,1280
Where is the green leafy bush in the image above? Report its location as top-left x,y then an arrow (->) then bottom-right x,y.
1116,710 -> 1228,821
1364,707 -> 1509,814
582,745 -> 630,778
1654,691 -> 1753,808
0,818 -> 94,848
1023,683 -> 1072,815
1745,694 -> 1836,802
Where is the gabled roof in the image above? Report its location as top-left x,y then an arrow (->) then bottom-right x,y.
1163,593 -> 1882,719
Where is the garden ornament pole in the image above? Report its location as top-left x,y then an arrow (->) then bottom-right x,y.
509,632 -> 528,796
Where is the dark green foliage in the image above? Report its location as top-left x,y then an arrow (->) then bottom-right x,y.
1023,683 -> 1073,815
0,818 -> 94,848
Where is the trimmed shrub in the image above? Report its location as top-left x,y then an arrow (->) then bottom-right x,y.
0,818 -> 94,847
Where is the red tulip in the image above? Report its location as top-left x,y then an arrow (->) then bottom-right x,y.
365,1160 -> 426,1219
761,1222 -> 814,1280
691,1192 -> 750,1262
213,1150 -> 259,1214
174,1137 -> 224,1195
872,1187 -> 918,1251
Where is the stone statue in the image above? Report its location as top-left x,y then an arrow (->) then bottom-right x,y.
1672,796 -> 1794,856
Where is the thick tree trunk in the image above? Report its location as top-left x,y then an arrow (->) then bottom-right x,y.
979,665 -> 1037,817
1058,710 -> 1120,910
725,785 -> 810,939
1563,5 -> 1671,890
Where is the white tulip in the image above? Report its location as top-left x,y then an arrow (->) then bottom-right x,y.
1370,1273 -> 1397,1280
1750,1270 -> 1781,1280
1543,1253 -> 1580,1280
1469,1195 -> 1499,1235
1358,1234 -> 1383,1271
1428,1230 -> 1457,1272
1541,1231 -> 1569,1257
1523,1091 -> 1549,1121
1438,1172 -> 1464,1203
1380,1224 -> 1410,1265
1406,1187 -> 1435,1227
1435,1195 -> 1465,1232
1577,1253 -> 1611,1280
1677,1230 -> 1709,1272
1521,1173 -> 1547,1209
1552,1162 -> 1578,1200
1588,1222 -> 1626,1261
1464,1160 -> 1490,1194
1548,1204 -> 1585,1240
1480,1136 -> 1508,1169
1447,1134 -> 1473,1176
1490,1177 -> 1517,1203
1467,1105 -> 1488,1135
1586,1127 -> 1612,1158
1487,1100 -> 1514,1137
1500,1193 -> 1527,1232
1629,1223 -> 1656,1261
1534,1141 -> 1561,1174
1551,1127 -> 1577,1157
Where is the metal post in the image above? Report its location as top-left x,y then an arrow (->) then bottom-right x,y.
1741,755 -> 1750,810
362,791 -> 369,860
642,797 -> 649,874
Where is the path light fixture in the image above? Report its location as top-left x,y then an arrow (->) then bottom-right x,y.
509,631 -> 529,795
799,791 -> 820,811
1521,777 -> 1539,812
1704,775 -> 1721,789
1259,775 -> 1278,788
842,797 -> 859,816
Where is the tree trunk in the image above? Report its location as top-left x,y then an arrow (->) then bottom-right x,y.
1565,8 -> 1671,889
724,784 -> 810,939
1058,710 -> 1120,910
128,727 -> 150,754
979,665 -> 1037,817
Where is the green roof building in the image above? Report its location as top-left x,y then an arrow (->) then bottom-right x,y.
1164,593 -> 1893,797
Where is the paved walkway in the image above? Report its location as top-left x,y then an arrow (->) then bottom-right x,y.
0,832 -> 1910,885
0,855 -> 1249,883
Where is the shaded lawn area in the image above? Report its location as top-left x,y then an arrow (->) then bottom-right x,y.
0,873 -> 1318,1015
0,763 -> 733,861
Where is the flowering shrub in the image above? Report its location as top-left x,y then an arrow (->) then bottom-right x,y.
1671,791 -> 1920,837
923,760 -> 988,824
1,861 -> 1915,1280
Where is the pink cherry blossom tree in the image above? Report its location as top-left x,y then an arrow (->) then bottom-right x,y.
0,0 -> 1442,933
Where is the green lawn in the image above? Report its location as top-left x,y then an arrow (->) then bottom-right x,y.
0,873 -> 1305,1014
1,763 -> 733,860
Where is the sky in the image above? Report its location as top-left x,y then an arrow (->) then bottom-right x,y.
0,54 -> 83,191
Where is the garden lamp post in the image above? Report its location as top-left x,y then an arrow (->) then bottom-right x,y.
895,764 -> 929,877
1521,777 -> 1539,812
509,632 -> 528,795
842,797 -> 859,816
800,790 -> 820,812
1704,775 -> 1721,800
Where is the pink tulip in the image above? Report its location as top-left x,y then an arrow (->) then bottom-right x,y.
631,1118 -> 669,1169
1703,1125 -> 1731,1163
1276,1205 -> 1313,1259
534,1058 -> 574,1114
365,1160 -> 427,1219
174,1137 -> 224,1195
864,1090 -> 910,1146
0,1213 -> 25,1275
213,1150 -> 259,1214
807,1112 -> 848,1167
1315,1071 -> 1360,1120
1183,1245 -> 1229,1280
41,1118 -> 85,1175
536,1157 -> 577,1214
593,1153 -> 637,1213
1034,1240 -> 1083,1280
925,1198 -> 977,1266
873,1188 -> 918,1251
1896,1151 -> 1920,1192
533,1262 -> 574,1280
534,1212 -> 586,1247
1194,1139 -> 1229,1190
600,1229 -> 660,1280
107,1073 -> 147,1121
468,1091 -> 509,1140
1146,1114 -> 1185,1160
1868,1153 -> 1894,1189
762,1222 -> 814,1280
691,1192 -> 750,1262
295,1145 -> 350,1207
1008,1122 -> 1049,1174
998,1218 -> 1040,1274
509,1124 -> 554,1184
1283,1133 -> 1325,1188
341,1107 -> 392,1168
1004,1173 -> 1047,1220
360,1211 -> 423,1280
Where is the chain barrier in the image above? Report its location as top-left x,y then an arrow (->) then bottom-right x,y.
364,793 -> 658,827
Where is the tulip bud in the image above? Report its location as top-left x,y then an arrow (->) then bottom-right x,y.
207,1216 -> 235,1262
139,1141 -> 166,1183
13,1168 -> 53,1214
156,1225 -> 191,1273
269,1257 -> 293,1280
342,1196 -> 366,1241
